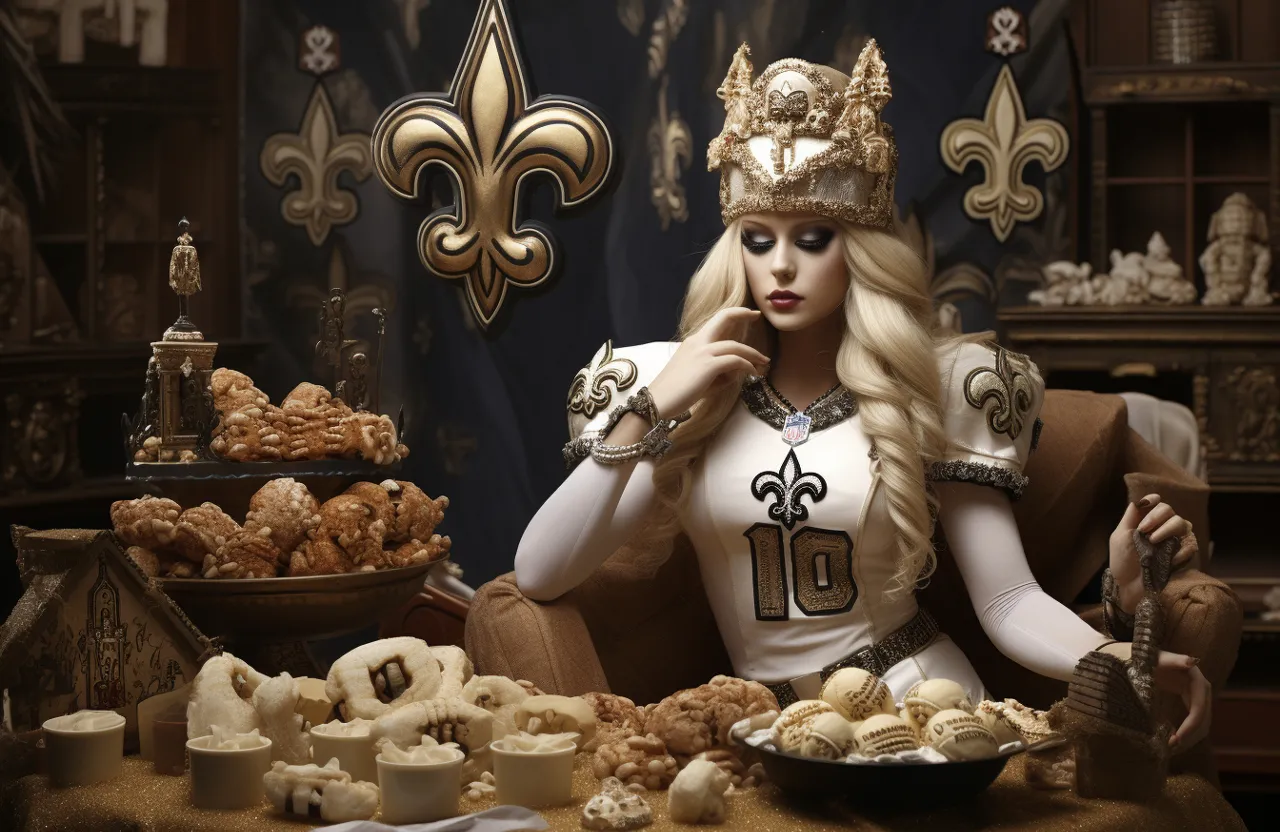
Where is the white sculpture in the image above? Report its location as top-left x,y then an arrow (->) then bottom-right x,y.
1028,260 -> 1097,306
16,0 -> 169,66
1029,232 -> 1200,307
1201,192 -> 1274,306
1143,232 -> 1198,305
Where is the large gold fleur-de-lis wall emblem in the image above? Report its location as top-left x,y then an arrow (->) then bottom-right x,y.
372,0 -> 615,329
940,64 -> 1068,242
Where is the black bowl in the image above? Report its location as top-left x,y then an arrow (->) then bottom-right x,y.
748,742 -> 1018,809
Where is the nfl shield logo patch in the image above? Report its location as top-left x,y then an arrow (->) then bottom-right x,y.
782,411 -> 812,446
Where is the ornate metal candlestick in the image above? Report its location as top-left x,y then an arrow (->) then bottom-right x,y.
124,218 -> 218,462
316,289 -> 386,411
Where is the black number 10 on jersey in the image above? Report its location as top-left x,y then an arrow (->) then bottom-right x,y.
745,523 -> 858,620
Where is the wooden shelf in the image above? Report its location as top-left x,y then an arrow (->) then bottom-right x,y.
1000,306 -> 1280,346
1106,175 -> 1271,185
1083,63 -> 1280,105
0,476 -> 137,510
40,64 -> 220,113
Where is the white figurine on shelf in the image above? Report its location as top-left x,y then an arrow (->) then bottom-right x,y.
1200,192 -> 1274,307
15,0 -> 168,66
1030,233 -> 1202,307
1141,232 -> 1198,305
1029,261 -> 1096,306
1093,250 -> 1149,306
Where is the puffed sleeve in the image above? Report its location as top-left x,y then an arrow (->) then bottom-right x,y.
562,339 -> 680,470
931,340 -> 1045,499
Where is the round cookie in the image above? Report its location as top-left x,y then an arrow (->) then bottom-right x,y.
819,668 -> 896,722
924,709 -> 999,761
852,713 -> 919,756
796,711 -> 856,760
902,678 -> 973,737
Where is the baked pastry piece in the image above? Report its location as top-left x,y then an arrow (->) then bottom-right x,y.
287,537 -> 354,576
202,528 -> 280,579
111,495 -> 181,551
313,494 -> 388,570
644,675 -> 778,756
245,478 -> 321,557
172,502 -> 242,564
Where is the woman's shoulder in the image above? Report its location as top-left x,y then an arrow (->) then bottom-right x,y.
931,336 -> 1045,499
566,340 -> 680,439
934,336 -> 1044,404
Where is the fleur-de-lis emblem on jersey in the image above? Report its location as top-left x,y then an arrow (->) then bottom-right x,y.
567,340 -> 638,418
964,346 -> 1035,440
751,449 -> 828,530
371,0 -> 615,329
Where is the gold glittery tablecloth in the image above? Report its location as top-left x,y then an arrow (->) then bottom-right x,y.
0,754 -> 1246,831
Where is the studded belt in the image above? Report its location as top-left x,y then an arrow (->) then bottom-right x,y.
763,608 -> 940,710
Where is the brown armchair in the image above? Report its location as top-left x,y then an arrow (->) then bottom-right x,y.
465,390 -> 1243,785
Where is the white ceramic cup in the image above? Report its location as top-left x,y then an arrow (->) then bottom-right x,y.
186,735 -> 274,810
310,724 -> 378,783
491,738 -> 576,809
377,750 -> 465,824
42,711 -> 126,787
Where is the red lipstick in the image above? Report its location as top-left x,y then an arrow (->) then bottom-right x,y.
767,290 -> 801,310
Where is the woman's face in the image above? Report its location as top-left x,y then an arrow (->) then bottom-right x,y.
739,213 -> 848,332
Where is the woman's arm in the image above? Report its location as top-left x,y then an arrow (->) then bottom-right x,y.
935,481 -> 1110,681
514,417 -> 659,602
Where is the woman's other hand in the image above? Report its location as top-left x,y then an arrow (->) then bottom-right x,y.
647,307 -> 770,418
1108,492 -> 1192,613
1100,643 -> 1211,749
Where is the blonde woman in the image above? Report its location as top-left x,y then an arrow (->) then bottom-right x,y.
515,43 -> 1210,748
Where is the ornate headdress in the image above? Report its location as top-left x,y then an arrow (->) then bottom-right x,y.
708,40 -> 897,228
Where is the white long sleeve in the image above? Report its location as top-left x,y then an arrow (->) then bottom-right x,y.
514,456 -> 660,601
936,481 -> 1110,682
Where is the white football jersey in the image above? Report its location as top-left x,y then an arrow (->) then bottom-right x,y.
564,338 -> 1045,697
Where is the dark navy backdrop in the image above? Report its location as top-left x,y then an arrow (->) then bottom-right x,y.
241,0 -> 1074,588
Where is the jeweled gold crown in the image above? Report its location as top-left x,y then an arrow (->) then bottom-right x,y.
708,40 -> 897,228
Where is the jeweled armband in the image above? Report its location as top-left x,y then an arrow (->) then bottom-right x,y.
587,386 -> 691,465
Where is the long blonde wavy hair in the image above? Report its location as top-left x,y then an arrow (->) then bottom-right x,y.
648,219 -> 949,596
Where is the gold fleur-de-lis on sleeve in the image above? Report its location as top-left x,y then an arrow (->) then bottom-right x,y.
567,340 -> 638,419
940,65 -> 1068,242
963,347 -> 1035,440
371,0 -> 615,329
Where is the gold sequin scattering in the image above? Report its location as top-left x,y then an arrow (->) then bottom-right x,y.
1,753 -> 1245,831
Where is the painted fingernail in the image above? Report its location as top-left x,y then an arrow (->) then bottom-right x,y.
1137,498 -> 1152,508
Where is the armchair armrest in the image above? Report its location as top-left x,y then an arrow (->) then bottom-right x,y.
464,573 -> 610,695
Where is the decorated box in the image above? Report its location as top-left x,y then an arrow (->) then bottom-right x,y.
0,527 -> 211,747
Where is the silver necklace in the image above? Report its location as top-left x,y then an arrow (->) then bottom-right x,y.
741,376 -> 856,446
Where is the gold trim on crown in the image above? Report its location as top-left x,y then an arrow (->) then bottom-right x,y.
707,40 -> 897,228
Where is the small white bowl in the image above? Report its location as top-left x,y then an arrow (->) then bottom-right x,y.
376,749 -> 465,824
491,737 -> 576,809
42,711 -> 126,787
310,724 -> 377,783
186,735 -> 274,810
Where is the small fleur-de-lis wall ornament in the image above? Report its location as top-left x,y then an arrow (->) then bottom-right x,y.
940,64 -> 1068,242
371,0 -> 616,330
261,83 -> 373,246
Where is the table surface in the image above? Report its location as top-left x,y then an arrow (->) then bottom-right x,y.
0,753 -> 1247,832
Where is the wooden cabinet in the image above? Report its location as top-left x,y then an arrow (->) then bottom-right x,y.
1002,3 -> 1280,798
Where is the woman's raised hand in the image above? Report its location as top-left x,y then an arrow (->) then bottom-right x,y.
647,307 -> 770,419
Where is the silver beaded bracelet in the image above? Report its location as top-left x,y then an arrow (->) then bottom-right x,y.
589,386 -> 690,465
